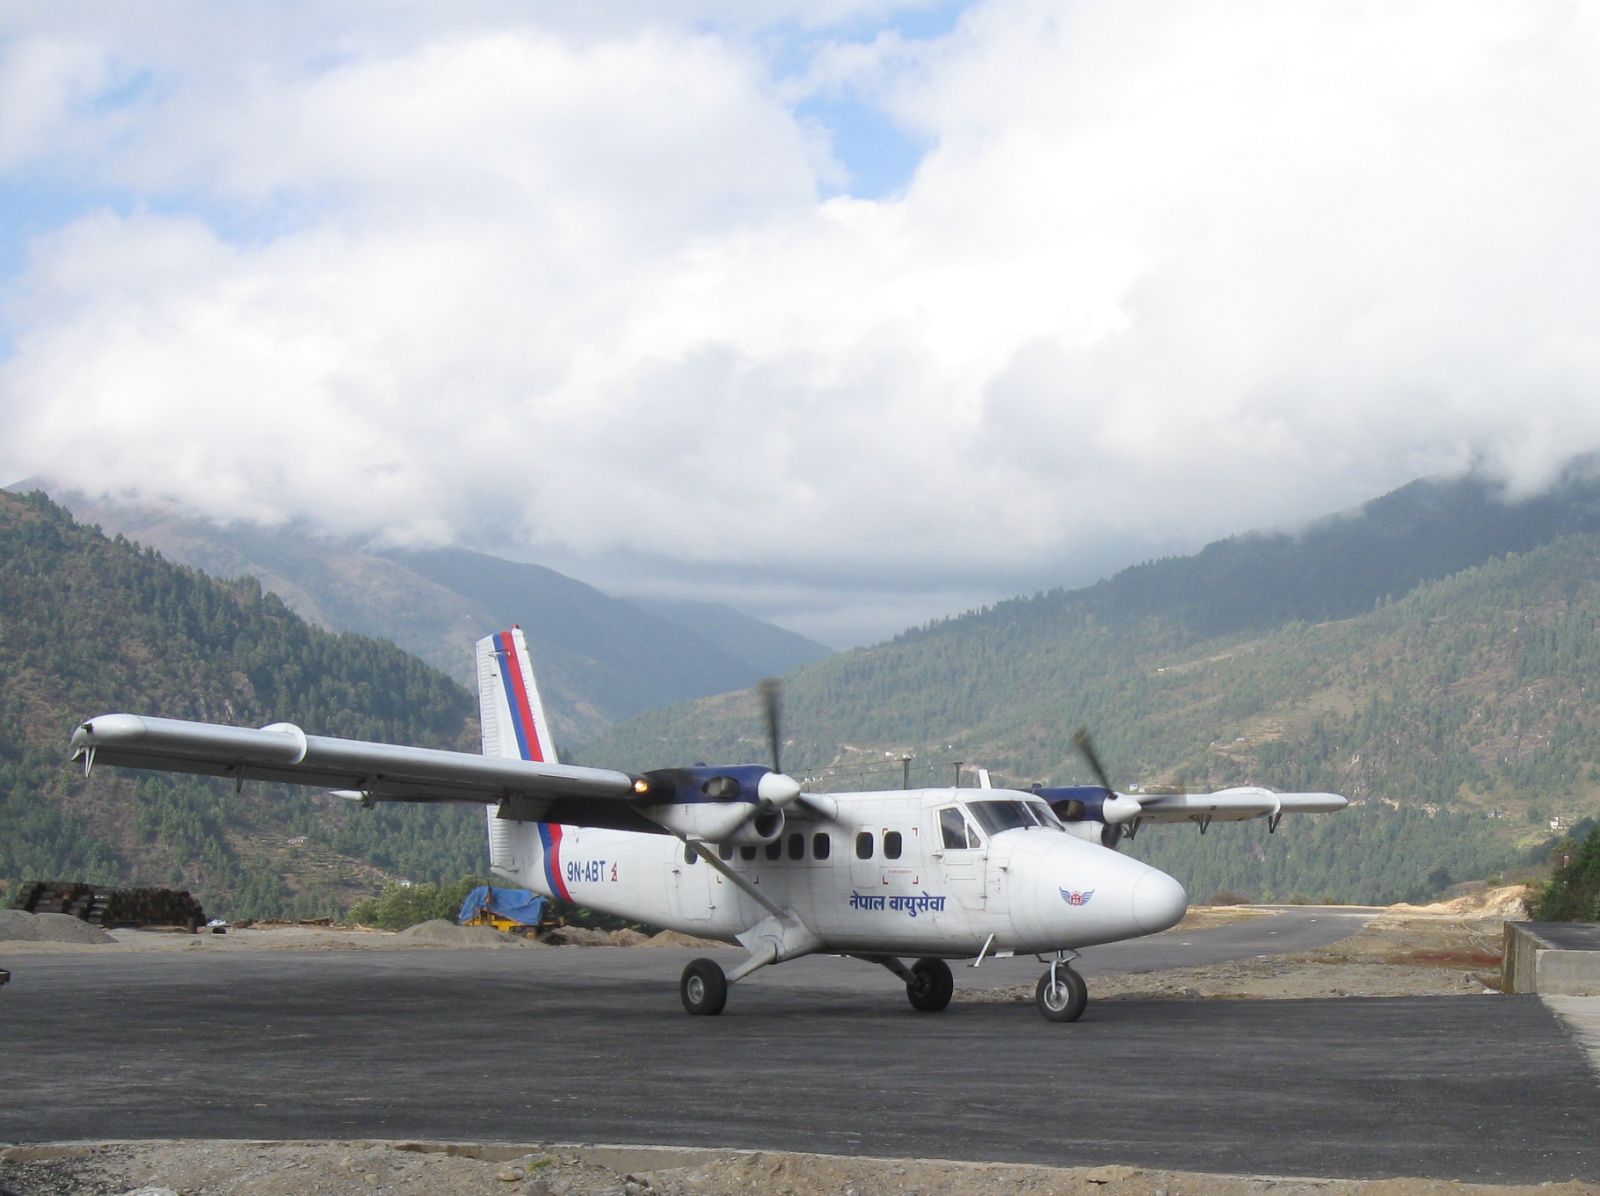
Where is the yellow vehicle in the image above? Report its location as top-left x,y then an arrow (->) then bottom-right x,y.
457,886 -> 554,936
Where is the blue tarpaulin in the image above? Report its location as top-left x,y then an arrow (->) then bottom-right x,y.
457,886 -> 547,926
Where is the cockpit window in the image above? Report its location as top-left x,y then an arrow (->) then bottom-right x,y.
939,806 -> 977,850
1025,801 -> 1065,830
701,776 -> 740,799
967,799 -> 1044,836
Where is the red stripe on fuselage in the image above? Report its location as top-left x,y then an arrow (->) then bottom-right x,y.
543,822 -> 571,901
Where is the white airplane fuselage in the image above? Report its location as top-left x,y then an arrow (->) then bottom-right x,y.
493,787 -> 1189,958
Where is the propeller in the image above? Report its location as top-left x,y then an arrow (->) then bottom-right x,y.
1072,728 -> 1144,826
752,678 -> 842,820
754,677 -> 800,809
758,677 -> 783,776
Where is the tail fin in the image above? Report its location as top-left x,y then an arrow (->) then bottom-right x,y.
476,627 -> 557,762
479,627 -> 557,884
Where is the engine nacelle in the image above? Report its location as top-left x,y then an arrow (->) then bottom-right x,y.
1041,785 -> 1133,851
633,763 -> 795,844
641,802 -> 755,843
724,807 -> 785,845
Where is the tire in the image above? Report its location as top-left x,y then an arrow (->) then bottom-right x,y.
906,957 -> 954,1012
1035,966 -> 1088,1022
681,957 -> 728,1016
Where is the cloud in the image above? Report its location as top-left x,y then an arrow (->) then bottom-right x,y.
3,1 -> 1600,645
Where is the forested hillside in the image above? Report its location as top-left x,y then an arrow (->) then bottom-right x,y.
0,490 -> 483,919
36,485 -> 831,740
10,466 -> 1600,916
585,491 -> 1600,903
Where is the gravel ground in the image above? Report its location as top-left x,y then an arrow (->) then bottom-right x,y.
4,1138 -> 1595,1196
7,889 -> 1587,1196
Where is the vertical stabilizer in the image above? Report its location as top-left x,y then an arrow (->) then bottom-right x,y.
477,627 -> 557,883
476,627 -> 557,762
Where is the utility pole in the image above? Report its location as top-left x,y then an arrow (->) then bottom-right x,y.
900,754 -> 912,790
953,761 -> 964,788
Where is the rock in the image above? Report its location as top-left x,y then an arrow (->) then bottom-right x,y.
498,1164 -> 527,1182
1084,1164 -> 1141,1183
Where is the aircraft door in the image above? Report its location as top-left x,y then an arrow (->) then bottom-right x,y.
932,804 -> 987,911
668,842 -> 715,922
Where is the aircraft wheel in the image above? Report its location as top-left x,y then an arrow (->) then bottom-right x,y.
681,957 -> 728,1016
906,957 -> 954,1012
1034,966 -> 1088,1022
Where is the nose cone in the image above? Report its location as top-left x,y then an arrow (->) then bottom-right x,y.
1132,870 -> 1188,934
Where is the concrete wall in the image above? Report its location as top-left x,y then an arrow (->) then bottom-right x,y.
1504,922 -> 1600,995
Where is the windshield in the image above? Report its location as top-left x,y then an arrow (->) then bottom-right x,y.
966,799 -> 1062,836
1027,801 -> 1065,830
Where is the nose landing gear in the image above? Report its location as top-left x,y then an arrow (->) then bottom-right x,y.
1035,957 -> 1088,1022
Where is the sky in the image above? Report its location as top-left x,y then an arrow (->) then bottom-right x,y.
3,1 -> 1599,648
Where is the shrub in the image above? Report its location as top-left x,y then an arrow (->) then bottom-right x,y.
348,875 -> 486,930
1532,827 -> 1600,923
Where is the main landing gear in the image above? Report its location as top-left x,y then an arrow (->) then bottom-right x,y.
680,957 -> 729,1015
905,957 -> 954,1012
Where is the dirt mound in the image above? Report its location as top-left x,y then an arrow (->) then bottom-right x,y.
1389,884 -> 1530,918
395,920 -> 527,947
0,910 -> 115,944
644,928 -> 725,948
541,925 -> 618,946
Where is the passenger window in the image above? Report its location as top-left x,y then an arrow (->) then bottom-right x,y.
719,843 -> 735,861
787,832 -> 805,861
884,831 -> 903,860
813,833 -> 831,860
683,845 -> 697,865
855,831 -> 874,860
765,840 -> 782,861
940,806 -> 972,850
740,845 -> 758,861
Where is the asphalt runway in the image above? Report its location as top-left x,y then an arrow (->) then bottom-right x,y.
3,911 -> 1597,1184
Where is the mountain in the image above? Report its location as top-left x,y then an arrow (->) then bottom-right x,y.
0,489 -> 484,919
25,487 -> 831,743
629,596 -> 832,679
583,467 -> 1600,904
1070,460 -> 1600,639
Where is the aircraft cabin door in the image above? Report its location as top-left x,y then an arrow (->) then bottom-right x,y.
669,842 -> 715,922
932,804 -> 987,911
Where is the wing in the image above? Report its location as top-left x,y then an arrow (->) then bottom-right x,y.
1129,786 -> 1347,828
69,712 -> 663,834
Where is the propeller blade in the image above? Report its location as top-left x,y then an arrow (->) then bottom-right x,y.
1072,727 -> 1115,795
1074,727 -> 1145,827
758,677 -> 783,775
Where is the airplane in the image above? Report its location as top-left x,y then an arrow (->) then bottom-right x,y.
69,626 -> 1348,1022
